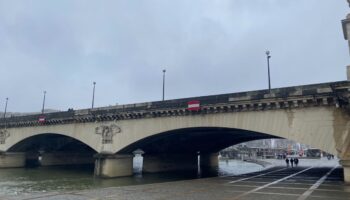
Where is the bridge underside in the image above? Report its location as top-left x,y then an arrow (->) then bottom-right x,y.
1,128 -> 281,178
113,128 -> 280,174
1,134 -> 96,168
8,134 -> 96,153
119,127 -> 279,154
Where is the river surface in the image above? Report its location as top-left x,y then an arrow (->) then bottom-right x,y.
0,157 -> 264,196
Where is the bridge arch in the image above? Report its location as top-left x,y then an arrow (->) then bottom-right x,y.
112,106 -> 348,157
1,123 -> 104,153
3,133 -> 98,167
117,127 -> 280,155
7,133 -> 97,153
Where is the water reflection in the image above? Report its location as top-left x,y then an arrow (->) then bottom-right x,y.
0,157 -> 263,196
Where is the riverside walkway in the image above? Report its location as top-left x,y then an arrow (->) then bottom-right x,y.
3,165 -> 349,200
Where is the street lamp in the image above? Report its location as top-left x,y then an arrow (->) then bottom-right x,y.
92,82 -> 96,109
162,69 -> 166,101
3,97 -> 8,119
266,50 -> 272,92
342,1 -> 350,80
41,91 -> 46,114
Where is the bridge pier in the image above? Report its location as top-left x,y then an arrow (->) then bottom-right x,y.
0,152 -> 26,168
200,153 -> 219,170
340,160 -> 350,183
94,154 -> 133,178
143,154 -> 198,173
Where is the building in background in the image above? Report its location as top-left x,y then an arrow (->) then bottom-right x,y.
220,139 -> 321,160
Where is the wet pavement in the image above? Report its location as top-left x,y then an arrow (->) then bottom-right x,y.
2,165 -> 349,200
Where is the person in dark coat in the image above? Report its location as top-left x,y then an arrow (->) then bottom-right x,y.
294,158 -> 299,167
290,158 -> 294,167
285,158 -> 290,167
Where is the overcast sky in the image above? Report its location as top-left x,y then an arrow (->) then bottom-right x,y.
0,0 -> 349,112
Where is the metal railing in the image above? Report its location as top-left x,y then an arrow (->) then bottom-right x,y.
0,80 -> 348,125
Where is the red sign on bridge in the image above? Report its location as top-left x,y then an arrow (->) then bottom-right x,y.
38,116 -> 46,123
187,100 -> 200,111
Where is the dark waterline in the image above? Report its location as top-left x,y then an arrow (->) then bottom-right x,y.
0,159 -> 263,196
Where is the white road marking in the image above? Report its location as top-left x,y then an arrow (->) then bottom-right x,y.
230,167 -> 313,200
228,167 -> 288,184
297,165 -> 339,200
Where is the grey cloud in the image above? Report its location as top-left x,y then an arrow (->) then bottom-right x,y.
0,0 -> 348,112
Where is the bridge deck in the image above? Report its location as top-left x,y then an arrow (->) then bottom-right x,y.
1,81 -> 349,129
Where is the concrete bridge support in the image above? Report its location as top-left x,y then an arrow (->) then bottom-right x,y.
40,152 -> 94,166
0,152 -> 26,168
143,154 -> 198,173
94,154 -> 133,178
340,160 -> 350,183
200,153 -> 219,170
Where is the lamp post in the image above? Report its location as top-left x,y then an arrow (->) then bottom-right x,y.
266,50 -> 272,92
342,1 -> 350,80
3,97 -> 8,119
162,69 -> 166,101
41,91 -> 46,114
92,82 -> 96,109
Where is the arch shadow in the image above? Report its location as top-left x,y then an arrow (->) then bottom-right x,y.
117,127 -> 281,154
7,133 -> 97,153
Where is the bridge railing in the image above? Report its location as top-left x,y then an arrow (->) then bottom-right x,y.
0,110 -> 75,123
0,81 -> 348,126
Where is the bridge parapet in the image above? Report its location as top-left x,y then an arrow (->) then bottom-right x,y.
0,81 -> 349,129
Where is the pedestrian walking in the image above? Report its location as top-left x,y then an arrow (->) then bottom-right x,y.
290,158 -> 294,167
294,158 -> 299,167
285,158 -> 289,167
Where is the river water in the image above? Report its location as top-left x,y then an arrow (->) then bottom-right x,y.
0,157 -> 263,196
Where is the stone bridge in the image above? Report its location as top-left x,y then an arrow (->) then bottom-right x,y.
0,81 -> 349,181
